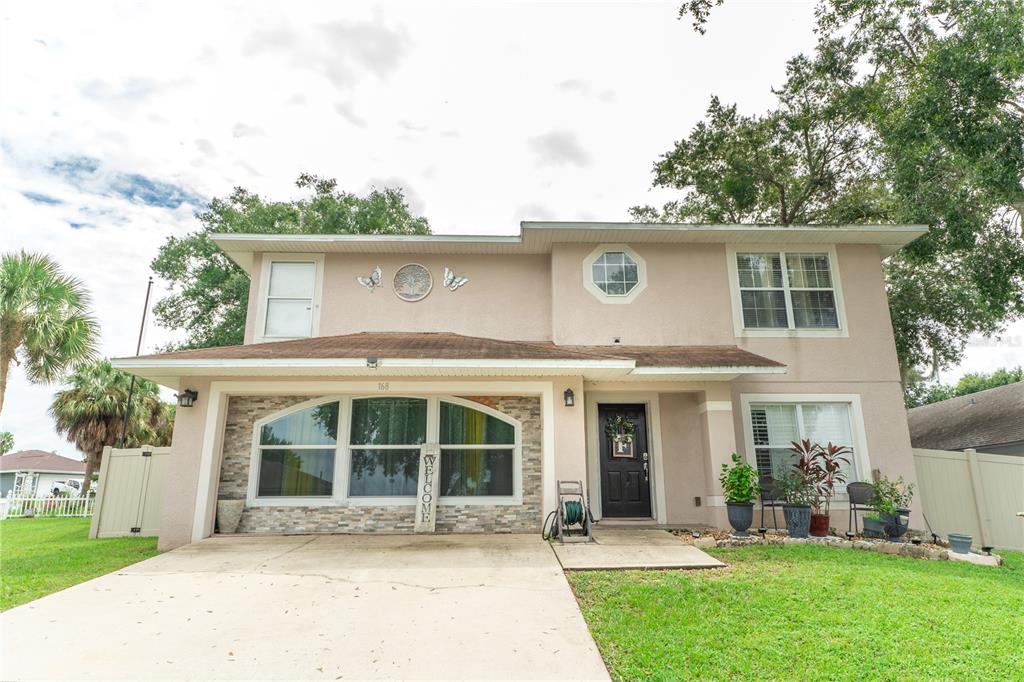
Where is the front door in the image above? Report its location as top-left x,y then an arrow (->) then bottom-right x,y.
598,403 -> 652,518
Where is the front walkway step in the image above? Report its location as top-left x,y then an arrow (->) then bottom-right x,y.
551,528 -> 726,570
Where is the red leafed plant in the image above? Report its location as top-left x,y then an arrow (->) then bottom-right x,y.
787,439 -> 852,516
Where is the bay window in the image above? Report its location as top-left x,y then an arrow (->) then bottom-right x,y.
251,396 -> 520,503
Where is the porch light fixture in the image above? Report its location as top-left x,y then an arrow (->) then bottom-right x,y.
563,388 -> 575,407
366,356 -> 379,369
176,389 -> 198,408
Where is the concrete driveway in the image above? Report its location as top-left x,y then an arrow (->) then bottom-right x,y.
0,534 -> 608,681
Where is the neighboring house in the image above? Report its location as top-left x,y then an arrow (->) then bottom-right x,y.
0,450 -> 86,497
113,221 -> 927,549
908,382 -> 1024,456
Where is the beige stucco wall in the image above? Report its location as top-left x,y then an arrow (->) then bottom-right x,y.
551,243 -> 735,346
317,254 -> 551,341
657,392 -> 710,526
158,376 -> 213,551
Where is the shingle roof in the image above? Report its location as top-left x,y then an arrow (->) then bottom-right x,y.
908,382 -> 1024,451
0,450 -> 86,474
129,332 -> 783,368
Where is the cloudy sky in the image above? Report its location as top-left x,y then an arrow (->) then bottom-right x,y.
2,1 -> 1021,458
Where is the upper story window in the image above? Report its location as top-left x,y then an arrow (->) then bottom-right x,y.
583,244 -> 648,304
256,254 -> 324,341
730,248 -> 845,336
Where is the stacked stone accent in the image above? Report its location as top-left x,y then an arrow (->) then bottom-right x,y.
217,395 -> 543,534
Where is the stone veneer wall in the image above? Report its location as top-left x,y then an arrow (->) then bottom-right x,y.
217,395 -> 543,534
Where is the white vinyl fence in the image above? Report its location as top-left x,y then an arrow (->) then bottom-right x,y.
913,448 -> 1024,551
89,445 -> 171,538
0,493 -> 95,520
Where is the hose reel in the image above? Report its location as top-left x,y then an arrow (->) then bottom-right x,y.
543,480 -> 593,544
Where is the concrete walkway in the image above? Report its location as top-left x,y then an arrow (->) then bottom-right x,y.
0,534 -> 609,681
552,528 -> 726,570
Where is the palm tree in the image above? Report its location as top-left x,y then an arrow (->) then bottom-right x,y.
0,431 -> 13,455
1,252 -> 99,414
50,360 -> 174,496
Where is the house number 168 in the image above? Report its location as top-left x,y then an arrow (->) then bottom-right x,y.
378,382 -> 390,391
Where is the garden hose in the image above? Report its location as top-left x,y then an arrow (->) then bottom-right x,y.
562,500 -> 585,526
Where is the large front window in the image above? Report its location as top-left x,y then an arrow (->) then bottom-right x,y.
749,402 -> 857,484
253,396 -> 519,502
736,252 -> 839,329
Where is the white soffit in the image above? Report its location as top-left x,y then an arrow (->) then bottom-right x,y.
212,222 -> 928,272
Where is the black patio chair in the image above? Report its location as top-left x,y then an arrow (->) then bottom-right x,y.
759,476 -> 783,531
847,481 -> 874,535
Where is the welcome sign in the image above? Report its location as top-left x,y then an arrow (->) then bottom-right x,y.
414,444 -> 441,532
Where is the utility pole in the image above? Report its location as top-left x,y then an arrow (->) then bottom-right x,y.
119,277 -> 153,448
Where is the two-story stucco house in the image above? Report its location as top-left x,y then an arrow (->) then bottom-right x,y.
114,221 -> 927,549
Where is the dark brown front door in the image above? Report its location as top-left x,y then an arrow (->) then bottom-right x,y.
598,403 -> 652,518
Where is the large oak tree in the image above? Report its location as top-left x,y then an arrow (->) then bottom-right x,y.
641,0 -> 1024,383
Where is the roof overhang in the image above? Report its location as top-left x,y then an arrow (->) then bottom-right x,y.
111,357 -> 787,390
212,222 -> 928,273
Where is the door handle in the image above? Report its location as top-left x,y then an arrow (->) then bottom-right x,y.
642,452 -> 649,482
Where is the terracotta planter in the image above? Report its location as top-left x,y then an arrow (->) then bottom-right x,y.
809,513 -> 830,537
216,499 -> 245,534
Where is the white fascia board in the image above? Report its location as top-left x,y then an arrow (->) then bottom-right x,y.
112,357 -> 635,371
628,365 -> 787,375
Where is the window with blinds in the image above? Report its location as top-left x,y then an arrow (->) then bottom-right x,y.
750,402 -> 856,484
736,252 -> 839,329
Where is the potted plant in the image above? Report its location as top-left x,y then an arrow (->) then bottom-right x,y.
811,441 -> 851,536
788,440 -> 830,537
775,471 -> 814,538
861,512 -> 886,538
870,476 -> 915,541
719,453 -> 760,536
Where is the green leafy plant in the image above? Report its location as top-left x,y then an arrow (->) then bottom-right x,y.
786,439 -> 852,514
871,476 -> 916,516
775,471 -> 816,507
718,453 -> 760,503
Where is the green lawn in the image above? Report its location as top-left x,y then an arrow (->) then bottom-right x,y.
0,517 -> 160,611
569,544 -> 1024,681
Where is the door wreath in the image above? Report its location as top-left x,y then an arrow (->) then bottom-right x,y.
605,415 -> 636,458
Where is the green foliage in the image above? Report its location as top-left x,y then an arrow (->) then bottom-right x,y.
152,174 -> 431,349
49,359 -> 174,495
569,545 -> 1024,680
774,470 -> 817,507
0,431 -> 12,455
0,518 -> 159,611
718,452 -> 760,503
654,0 -> 1024,379
0,251 -> 99,414
904,366 -> 1023,407
870,475 -> 916,515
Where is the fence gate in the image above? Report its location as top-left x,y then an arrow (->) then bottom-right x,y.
89,445 -> 171,539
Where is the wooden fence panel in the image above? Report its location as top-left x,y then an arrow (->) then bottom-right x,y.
913,448 -> 1024,551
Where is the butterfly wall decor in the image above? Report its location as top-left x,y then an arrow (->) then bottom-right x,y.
356,266 -> 383,292
442,267 -> 470,291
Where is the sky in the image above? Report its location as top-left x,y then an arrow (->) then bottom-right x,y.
1,1 -> 1022,458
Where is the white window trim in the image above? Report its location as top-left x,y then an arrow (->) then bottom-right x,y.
583,244 -> 648,304
739,393 -> 872,506
246,394 -> 523,508
253,253 -> 325,343
726,244 -> 848,338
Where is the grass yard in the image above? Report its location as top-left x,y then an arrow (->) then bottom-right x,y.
0,517 -> 160,611
569,544 -> 1024,681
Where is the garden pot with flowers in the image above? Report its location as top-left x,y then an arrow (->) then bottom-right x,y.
870,475 -> 915,541
787,439 -> 851,537
719,453 -> 760,537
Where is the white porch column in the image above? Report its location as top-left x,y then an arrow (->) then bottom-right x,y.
699,385 -> 737,517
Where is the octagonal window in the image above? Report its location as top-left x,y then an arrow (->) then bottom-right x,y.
591,251 -> 639,296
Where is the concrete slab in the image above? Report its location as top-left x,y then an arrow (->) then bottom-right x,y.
1,534 -> 609,681
552,528 -> 726,570
947,550 -> 1002,567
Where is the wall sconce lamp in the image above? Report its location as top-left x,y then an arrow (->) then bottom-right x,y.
563,388 -> 575,407
176,389 -> 198,408
366,356 -> 379,369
